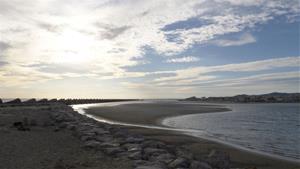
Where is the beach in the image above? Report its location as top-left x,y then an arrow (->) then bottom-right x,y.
85,102 -> 300,169
0,102 -> 299,169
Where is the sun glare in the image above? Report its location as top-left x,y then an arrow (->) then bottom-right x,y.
50,30 -> 96,64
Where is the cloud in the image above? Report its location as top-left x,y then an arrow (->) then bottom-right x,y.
212,33 -> 256,47
153,56 -> 300,83
97,24 -> 132,40
166,56 -> 200,63
0,0 -> 299,90
0,41 -> 10,51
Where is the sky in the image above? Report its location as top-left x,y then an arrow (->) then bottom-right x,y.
0,0 -> 299,99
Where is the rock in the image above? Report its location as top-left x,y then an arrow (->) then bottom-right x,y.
128,151 -> 142,160
150,153 -> 175,164
49,99 -> 58,102
104,147 -> 125,156
100,142 -> 120,148
23,98 -> 36,103
123,143 -> 142,152
91,128 -> 109,135
207,150 -> 230,169
126,136 -> 145,143
6,98 -> 21,104
95,134 -> 114,142
82,140 -> 101,149
13,121 -> 30,131
176,149 -> 194,160
0,99 -> 2,104
190,161 -> 212,169
143,148 -> 167,157
30,119 -> 38,126
135,166 -> 165,169
38,98 -> 48,103
168,157 -> 189,168
142,140 -> 166,149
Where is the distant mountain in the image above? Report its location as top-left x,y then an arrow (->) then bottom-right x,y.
183,92 -> 300,103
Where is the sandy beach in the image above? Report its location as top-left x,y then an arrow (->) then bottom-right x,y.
0,101 -> 299,169
86,102 -> 300,169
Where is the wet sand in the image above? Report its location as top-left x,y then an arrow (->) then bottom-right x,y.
86,102 -> 300,169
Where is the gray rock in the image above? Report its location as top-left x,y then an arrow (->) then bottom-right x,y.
123,143 -> 142,152
96,135 -> 114,142
142,140 -> 166,149
104,147 -> 125,156
190,161 -> 212,169
128,151 -> 142,160
176,149 -> 193,160
150,153 -> 175,164
82,140 -> 101,149
24,98 -> 36,103
91,128 -> 109,135
100,142 -> 120,148
143,148 -> 167,157
168,157 -> 189,168
6,98 -> 21,104
207,150 -> 230,169
135,166 -> 165,169
126,136 -> 145,143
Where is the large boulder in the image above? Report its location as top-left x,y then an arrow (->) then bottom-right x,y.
24,98 -> 36,103
6,98 -> 21,104
38,99 -> 48,103
168,157 -> 189,168
190,161 -> 212,169
207,150 -> 230,169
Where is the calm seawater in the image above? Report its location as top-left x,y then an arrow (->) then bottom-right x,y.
163,103 -> 300,160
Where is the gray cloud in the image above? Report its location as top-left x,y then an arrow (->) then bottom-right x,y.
37,22 -> 62,33
0,41 -> 10,51
0,61 -> 8,66
96,23 -> 131,40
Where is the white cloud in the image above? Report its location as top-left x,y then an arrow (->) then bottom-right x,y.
166,56 -> 200,63
0,0 -> 299,91
153,56 -> 300,83
212,33 -> 256,47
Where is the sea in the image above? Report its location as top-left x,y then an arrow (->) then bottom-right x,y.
162,102 -> 300,161
70,100 -> 300,161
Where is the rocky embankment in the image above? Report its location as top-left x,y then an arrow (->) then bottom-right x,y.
49,104 -> 231,169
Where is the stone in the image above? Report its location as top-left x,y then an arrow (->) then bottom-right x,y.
135,166 -> 165,169
128,151 -> 142,160
190,161 -> 212,169
123,143 -> 142,152
150,153 -> 175,164
126,136 -> 145,143
176,149 -> 194,160
6,98 -> 21,104
82,140 -> 101,149
96,135 -> 114,142
207,150 -> 230,169
168,157 -> 189,168
142,140 -> 166,149
143,148 -> 167,157
91,128 -> 109,135
104,147 -> 125,156
100,142 -> 120,148
24,98 -> 36,103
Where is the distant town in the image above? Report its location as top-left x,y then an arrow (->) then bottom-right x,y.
183,92 -> 300,103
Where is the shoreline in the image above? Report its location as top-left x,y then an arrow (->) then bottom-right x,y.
82,102 -> 300,169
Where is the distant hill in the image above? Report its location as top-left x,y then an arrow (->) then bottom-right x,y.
183,92 -> 300,103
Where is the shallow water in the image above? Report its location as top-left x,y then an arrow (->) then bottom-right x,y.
162,103 -> 300,160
